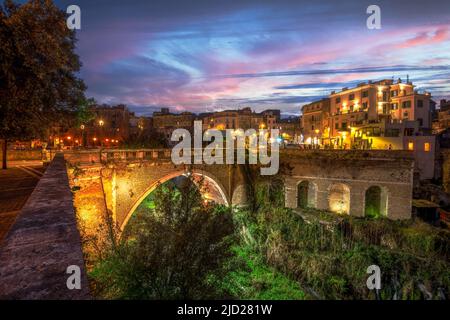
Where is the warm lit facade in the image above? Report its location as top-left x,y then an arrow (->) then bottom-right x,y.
301,98 -> 330,145
277,117 -> 302,144
300,78 -> 436,179
301,78 -> 432,148
54,104 -> 132,148
153,108 -> 194,130
201,107 -> 278,131
330,79 -> 431,144
152,108 -> 195,142
433,99 -> 450,134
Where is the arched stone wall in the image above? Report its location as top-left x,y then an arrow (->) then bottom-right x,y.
119,168 -> 230,230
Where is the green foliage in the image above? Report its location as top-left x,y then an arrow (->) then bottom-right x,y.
75,97 -> 96,127
0,0 -> 86,141
218,245 -> 305,300
90,178 -> 235,299
87,176 -> 449,300
236,180 -> 450,299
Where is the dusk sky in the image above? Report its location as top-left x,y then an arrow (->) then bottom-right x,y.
54,0 -> 450,116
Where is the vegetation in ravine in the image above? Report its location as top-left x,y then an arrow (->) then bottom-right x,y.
81,176 -> 449,300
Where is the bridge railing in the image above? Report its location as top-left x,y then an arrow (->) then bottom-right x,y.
61,147 -> 413,166
62,148 -> 174,166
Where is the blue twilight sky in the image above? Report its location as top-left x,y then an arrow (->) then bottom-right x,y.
51,0 -> 450,116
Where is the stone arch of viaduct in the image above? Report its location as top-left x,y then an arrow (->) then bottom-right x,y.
65,149 -> 415,232
282,151 -> 414,220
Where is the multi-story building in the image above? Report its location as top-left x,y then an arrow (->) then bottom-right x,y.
329,79 -> 431,144
129,114 -> 153,138
89,104 -> 131,145
55,104 -> 132,147
301,98 -> 330,145
277,117 -> 302,144
300,78 -> 436,179
301,78 -> 431,148
152,108 -> 195,143
433,99 -> 450,133
153,108 -> 194,129
201,107 -> 278,131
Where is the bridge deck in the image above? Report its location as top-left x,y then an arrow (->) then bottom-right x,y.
0,153 -> 90,299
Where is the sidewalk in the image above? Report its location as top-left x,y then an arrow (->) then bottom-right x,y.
0,165 -> 44,244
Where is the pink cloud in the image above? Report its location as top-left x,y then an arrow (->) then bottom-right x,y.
396,27 -> 449,49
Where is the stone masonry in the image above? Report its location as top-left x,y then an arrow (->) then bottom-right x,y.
0,154 -> 90,299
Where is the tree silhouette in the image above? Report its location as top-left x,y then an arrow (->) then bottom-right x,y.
0,0 -> 85,168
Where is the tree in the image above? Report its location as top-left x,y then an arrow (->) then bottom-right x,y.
75,97 -> 96,128
74,97 -> 96,147
91,178 -> 235,299
0,0 -> 85,168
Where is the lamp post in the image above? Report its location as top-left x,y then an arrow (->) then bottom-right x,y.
314,129 -> 320,149
80,124 -> 85,148
98,120 -> 104,148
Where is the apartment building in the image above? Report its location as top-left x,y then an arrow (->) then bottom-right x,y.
433,99 -> 450,133
301,98 -> 330,144
301,78 -> 431,148
152,108 -> 195,142
201,107 -> 278,131
300,78 -> 436,179
277,117 -> 302,144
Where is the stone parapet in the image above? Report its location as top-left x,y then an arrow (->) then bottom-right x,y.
0,153 -> 90,299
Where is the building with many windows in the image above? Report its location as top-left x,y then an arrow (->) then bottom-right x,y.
300,78 -> 436,179
301,78 -> 432,149
301,98 -> 330,145
200,107 -> 279,131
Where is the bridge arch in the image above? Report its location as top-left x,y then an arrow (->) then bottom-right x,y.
120,169 -> 230,230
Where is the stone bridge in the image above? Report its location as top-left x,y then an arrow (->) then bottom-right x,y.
64,148 -> 415,231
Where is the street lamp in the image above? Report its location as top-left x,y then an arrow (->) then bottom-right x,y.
80,124 -> 85,148
314,129 -> 320,148
98,120 -> 104,147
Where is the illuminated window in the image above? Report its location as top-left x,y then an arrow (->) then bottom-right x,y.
408,142 -> 414,151
424,143 -> 430,152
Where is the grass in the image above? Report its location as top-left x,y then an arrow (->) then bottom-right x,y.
220,245 -> 306,300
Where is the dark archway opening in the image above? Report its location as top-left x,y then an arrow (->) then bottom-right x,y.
365,186 -> 385,218
297,181 -> 309,208
297,180 -> 316,209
